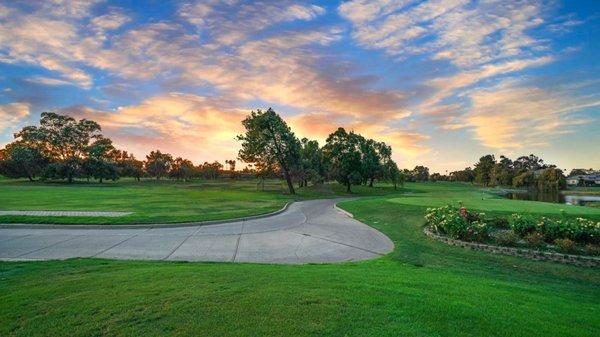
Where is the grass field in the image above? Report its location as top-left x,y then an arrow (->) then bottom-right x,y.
0,179 -> 294,224
1,182 -> 599,336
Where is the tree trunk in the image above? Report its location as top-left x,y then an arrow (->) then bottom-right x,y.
28,176 -> 34,182
68,174 -> 73,184
346,182 -> 351,193
280,163 -> 295,195
99,178 -> 103,183
369,177 -> 374,187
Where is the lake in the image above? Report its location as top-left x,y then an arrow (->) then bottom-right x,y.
503,190 -> 600,206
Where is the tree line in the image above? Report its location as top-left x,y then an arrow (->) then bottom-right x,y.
0,109 -> 405,194
443,154 -> 566,190
0,112 -> 244,183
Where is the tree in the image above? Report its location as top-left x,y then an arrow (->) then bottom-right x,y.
145,150 -> 173,179
0,144 -> 45,181
514,154 -> 546,173
225,159 -> 236,172
83,137 -> 119,183
14,112 -> 101,183
412,165 -> 430,182
512,171 -> 535,188
323,128 -> 363,192
449,167 -> 474,182
297,138 -> 325,187
170,157 -> 195,181
237,108 -> 301,195
114,151 -> 144,181
474,155 -> 496,186
536,167 -> 566,191
383,159 -> 403,189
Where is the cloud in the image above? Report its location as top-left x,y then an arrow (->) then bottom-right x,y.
62,93 -> 247,163
0,102 -> 30,131
288,112 -> 430,158
339,0 -> 547,68
24,76 -> 75,86
462,80 -> 598,151
179,1 -> 325,45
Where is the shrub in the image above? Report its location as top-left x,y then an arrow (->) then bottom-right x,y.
524,232 -> 545,248
584,244 -> 600,256
425,205 -> 489,242
489,217 -> 509,229
494,230 -> 519,247
509,214 -> 536,236
554,238 -> 576,254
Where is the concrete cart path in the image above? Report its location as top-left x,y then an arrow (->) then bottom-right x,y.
0,199 -> 394,264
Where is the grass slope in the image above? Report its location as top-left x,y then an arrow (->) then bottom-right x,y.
1,182 -> 599,336
0,179 -> 293,224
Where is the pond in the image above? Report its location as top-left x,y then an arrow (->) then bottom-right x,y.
502,190 -> 600,206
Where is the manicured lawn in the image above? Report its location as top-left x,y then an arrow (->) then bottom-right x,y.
0,178 -> 398,224
1,182 -> 599,336
0,179 -> 294,224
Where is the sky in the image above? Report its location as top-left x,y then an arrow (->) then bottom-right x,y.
0,0 -> 598,173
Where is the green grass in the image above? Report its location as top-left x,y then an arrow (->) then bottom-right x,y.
1,182 -> 599,336
0,178 -> 404,225
0,179 -> 295,224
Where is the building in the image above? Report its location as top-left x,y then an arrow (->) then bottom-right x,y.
566,173 -> 600,186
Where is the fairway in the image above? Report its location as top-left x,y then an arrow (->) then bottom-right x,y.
0,179 -> 292,224
1,182 -> 599,337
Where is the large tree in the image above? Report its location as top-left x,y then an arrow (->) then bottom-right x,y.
297,137 -> 325,187
12,112 -> 102,183
323,128 -> 363,193
145,150 -> 173,180
0,143 -> 45,181
83,137 -> 118,183
237,108 -> 301,195
474,155 -> 496,186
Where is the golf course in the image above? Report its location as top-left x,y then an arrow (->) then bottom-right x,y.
1,180 -> 599,337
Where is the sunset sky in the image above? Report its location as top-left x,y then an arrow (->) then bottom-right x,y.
0,0 -> 598,173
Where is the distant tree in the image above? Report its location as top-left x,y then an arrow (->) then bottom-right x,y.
297,138 -> 325,187
412,165 -> 430,182
237,108 -> 301,195
199,161 -> 223,179
114,151 -> 144,181
225,159 -> 236,172
170,157 -> 195,181
323,128 -> 363,192
536,167 -> 566,191
449,167 -> 475,182
145,150 -> 173,179
0,144 -> 45,181
514,154 -> 546,173
568,168 -> 592,177
14,112 -> 102,183
84,137 -> 118,183
512,171 -> 535,188
474,155 -> 496,186
359,138 -> 381,187
383,159 -> 403,189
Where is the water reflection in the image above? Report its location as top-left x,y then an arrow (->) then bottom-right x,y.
503,190 -> 600,206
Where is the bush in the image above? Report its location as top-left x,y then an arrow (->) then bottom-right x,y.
524,232 -> 545,248
425,205 -> 489,242
554,238 -> 576,254
494,230 -> 519,247
489,217 -> 509,229
585,244 -> 600,256
509,214 -> 536,236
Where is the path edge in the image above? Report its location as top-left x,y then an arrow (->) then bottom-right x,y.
0,202 -> 292,229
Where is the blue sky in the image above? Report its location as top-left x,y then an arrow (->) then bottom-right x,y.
0,0 -> 598,172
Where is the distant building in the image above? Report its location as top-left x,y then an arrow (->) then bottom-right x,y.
566,172 -> 600,186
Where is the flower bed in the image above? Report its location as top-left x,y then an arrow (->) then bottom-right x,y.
425,205 -> 600,258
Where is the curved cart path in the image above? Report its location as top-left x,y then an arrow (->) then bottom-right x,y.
0,199 -> 394,264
